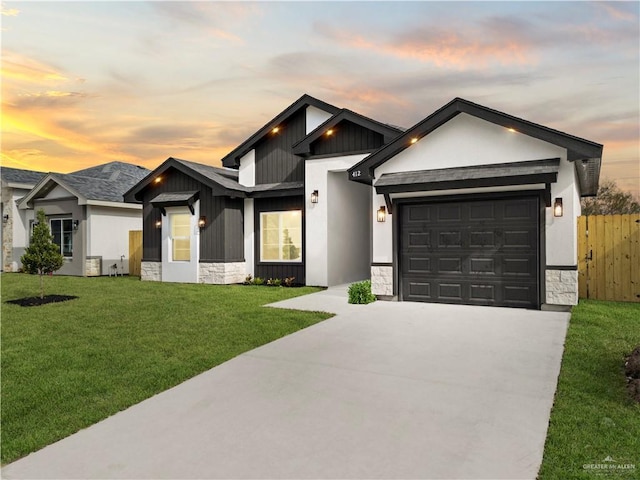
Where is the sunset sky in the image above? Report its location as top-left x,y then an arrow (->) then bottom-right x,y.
2,1 -> 639,197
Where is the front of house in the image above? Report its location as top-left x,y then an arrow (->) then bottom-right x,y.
125,94 -> 602,310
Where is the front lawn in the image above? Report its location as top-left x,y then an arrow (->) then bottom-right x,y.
538,300 -> 640,479
1,274 -> 331,465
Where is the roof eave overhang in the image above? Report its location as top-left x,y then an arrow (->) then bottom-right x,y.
124,157 -> 246,202
375,172 -> 559,195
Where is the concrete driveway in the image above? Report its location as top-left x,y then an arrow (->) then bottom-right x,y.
3,287 -> 569,479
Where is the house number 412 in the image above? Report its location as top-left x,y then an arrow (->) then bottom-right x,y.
351,170 -> 362,178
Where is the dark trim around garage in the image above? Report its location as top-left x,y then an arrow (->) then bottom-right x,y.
546,265 -> 578,270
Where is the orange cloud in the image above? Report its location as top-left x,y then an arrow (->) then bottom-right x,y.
316,23 -> 535,69
1,52 -> 68,84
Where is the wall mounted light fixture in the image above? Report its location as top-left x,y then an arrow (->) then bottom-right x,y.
198,216 -> 207,229
72,220 -> 79,230
311,190 -> 319,204
155,219 -> 162,229
377,206 -> 386,222
553,197 -> 563,217
2,214 -> 8,223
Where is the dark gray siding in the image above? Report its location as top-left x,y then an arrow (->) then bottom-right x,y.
254,196 -> 305,284
141,167 -> 243,263
33,197 -> 85,276
223,198 -> 244,262
310,120 -> 385,157
255,109 -> 306,184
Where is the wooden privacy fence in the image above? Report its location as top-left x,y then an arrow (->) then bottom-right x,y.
129,230 -> 142,277
578,214 -> 640,302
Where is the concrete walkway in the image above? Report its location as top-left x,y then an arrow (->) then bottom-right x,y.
3,286 -> 569,479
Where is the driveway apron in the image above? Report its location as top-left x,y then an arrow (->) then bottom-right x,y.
3,286 -> 569,479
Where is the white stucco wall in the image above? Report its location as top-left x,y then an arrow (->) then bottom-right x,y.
238,149 -> 256,187
87,205 -> 143,275
376,114 -> 566,176
306,105 -> 334,134
305,154 -> 369,286
372,113 -> 579,269
244,198 -> 255,277
47,184 -> 75,199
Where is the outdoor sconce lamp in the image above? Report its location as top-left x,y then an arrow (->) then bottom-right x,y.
2,214 -> 8,223
377,206 -> 387,222
155,219 -> 162,229
553,198 -> 563,217
72,220 -> 79,230
198,216 -> 207,229
311,190 -> 319,204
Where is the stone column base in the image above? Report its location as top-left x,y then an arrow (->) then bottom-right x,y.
545,269 -> 578,306
371,265 -> 393,296
141,261 -> 162,281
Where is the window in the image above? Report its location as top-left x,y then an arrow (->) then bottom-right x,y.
50,218 -> 73,257
260,211 -> 302,262
170,213 -> 191,261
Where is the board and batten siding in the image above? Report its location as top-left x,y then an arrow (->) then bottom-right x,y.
254,196 -> 305,284
141,167 -> 244,263
310,120 -> 385,157
255,109 -> 307,185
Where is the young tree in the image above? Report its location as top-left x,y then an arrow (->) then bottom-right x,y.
20,209 -> 64,299
581,179 -> 640,215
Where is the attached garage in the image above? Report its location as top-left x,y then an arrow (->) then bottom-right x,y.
399,195 -> 540,308
348,97 -> 604,310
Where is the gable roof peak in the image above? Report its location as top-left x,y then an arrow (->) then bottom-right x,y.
221,94 -> 341,168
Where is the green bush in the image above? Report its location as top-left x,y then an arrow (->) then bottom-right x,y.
348,280 -> 376,304
253,277 -> 264,286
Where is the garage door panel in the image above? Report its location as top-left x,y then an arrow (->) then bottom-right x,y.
438,231 -> 462,248
400,196 -> 539,308
407,257 -> 431,274
407,281 -> 431,299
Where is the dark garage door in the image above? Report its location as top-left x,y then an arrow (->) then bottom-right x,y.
400,196 -> 539,308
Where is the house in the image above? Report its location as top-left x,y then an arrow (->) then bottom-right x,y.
17,161 -> 150,276
125,95 -> 602,310
1,167 -> 48,271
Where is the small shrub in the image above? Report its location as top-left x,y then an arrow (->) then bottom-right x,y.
253,277 -> 264,286
273,278 -> 282,287
243,274 -> 253,285
284,277 -> 295,287
348,280 -> 376,304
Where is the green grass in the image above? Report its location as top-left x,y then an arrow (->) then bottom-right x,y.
1,273 -> 332,465
538,300 -> 640,479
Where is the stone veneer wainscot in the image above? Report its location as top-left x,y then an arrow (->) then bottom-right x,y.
199,262 -> 246,285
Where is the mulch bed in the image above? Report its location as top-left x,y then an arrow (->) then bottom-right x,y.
6,295 -> 78,307
625,345 -> 640,403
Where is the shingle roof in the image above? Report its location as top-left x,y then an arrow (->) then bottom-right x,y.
57,162 -> 151,202
1,167 -> 48,186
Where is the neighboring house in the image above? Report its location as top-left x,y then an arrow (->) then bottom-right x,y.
18,161 -> 150,276
125,94 -> 602,310
1,167 -> 48,271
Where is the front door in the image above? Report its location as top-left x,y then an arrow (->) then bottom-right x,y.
161,203 -> 199,283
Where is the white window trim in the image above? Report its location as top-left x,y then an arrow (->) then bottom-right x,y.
259,210 -> 303,263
